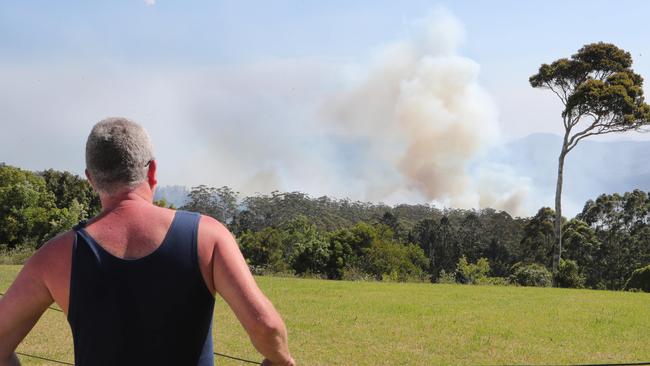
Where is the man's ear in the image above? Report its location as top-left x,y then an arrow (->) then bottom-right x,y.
147,160 -> 158,190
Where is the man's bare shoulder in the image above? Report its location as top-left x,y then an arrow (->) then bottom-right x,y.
197,214 -> 235,243
22,231 -> 75,282
16,230 -> 75,310
33,231 -> 75,263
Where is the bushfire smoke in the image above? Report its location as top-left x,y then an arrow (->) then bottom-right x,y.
0,9 -> 533,216
322,10 -> 530,215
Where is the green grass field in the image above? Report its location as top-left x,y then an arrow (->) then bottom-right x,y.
1,265 -> 649,365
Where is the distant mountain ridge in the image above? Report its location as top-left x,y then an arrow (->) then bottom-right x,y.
154,185 -> 189,208
490,133 -> 650,216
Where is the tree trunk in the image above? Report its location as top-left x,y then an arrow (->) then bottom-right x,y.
553,141 -> 568,283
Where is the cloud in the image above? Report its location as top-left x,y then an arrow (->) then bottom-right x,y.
144,0 -> 155,6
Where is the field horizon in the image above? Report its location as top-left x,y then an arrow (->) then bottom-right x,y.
1,265 -> 649,365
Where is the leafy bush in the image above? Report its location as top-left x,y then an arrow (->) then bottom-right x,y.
363,236 -> 429,282
341,265 -> 373,281
456,256 -> 490,284
0,245 -> 35,265
239,228 -> 288,273
556,259 -> 585,288
437,270 -> 457,284
381,270 -> 401,282
247,264 -> 295,277
624,264 -> 650,292
509,263 -> 553,287
297,270 -> 327,280
247,264 -> 266,276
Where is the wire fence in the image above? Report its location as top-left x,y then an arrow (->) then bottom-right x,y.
16,352 -> 74,366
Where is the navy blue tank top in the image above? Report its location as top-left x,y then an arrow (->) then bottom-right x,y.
69,210 -> 215,366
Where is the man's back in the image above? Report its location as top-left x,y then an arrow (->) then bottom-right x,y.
70,208 -> 214,366
36,200 -> 218,314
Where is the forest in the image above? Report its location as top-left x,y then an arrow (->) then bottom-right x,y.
1,163 -> 649,291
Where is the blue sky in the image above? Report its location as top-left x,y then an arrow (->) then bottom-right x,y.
1,1 -> 649,214
3,1 -> 648,74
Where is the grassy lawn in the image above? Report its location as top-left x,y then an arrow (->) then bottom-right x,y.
1,264 -> 649,365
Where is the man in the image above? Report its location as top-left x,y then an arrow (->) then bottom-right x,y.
0,118 -> 295,366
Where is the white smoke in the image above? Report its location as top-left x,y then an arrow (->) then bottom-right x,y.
0,8 -> 533,216
322,9 -> 530,215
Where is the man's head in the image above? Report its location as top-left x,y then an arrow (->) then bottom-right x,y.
85,117 -> 155,195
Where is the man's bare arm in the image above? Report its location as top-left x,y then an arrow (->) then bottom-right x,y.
0,249 -> 54,366
204,217 -> 295,365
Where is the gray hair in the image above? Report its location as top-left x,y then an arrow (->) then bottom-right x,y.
85,117 -> 154,195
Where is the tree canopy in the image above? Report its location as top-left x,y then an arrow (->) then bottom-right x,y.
530,42 -> 650,150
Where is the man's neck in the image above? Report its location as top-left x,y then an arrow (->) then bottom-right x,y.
99,184 -> 155,213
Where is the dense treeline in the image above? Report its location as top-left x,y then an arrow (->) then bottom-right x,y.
0,164 -> 100,249
1,163 -> 649,291
163,185 -> 650,290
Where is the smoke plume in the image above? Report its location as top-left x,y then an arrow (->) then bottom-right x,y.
323,9 -> 530,215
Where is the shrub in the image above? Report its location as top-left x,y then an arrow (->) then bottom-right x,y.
0,245 -> 35,265
437,270 -> 457,284
238,228 -> 288,273
247,264 -> 295,277
248,264 -> 266,276
556,259 -> 585,288
509,263 -> 553,287
297,270 -> 327,280
341,265 -> 373,281
624,264 -> 650,292
456,256 -> 490,285
364,240 -> 428,282
265,269 -> 296,278
382,270 -> 400,282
